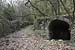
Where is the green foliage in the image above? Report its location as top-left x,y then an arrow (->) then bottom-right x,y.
0,18 -> 11,34
2,4 -> 15,21
0,23 -> 3,33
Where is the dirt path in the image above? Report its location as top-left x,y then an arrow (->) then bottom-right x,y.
0,25 -> 36,50
0,25 -> 75,50
5,25 -> 34,38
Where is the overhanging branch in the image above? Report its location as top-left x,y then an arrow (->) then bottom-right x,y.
47,0 -> 57,15
25,0 -> 30,6
60,0 -> 71,16
25,0 -> 49,16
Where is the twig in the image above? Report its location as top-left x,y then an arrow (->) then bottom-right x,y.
47,0 -> 57,15
60,0 -> 71,16
25,0 -> 49,16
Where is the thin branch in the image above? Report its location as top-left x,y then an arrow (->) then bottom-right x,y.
47,0 -> 57,15
27,0 -> 49,16
71,0 -> 75,25
57,0 -> 60,15
25,0 -> 30,6
0,16 -> 10,25
60,0 -> 71,16
73,0 -> 75,17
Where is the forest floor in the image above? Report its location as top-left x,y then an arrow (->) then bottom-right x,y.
0,25 -> 75,50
